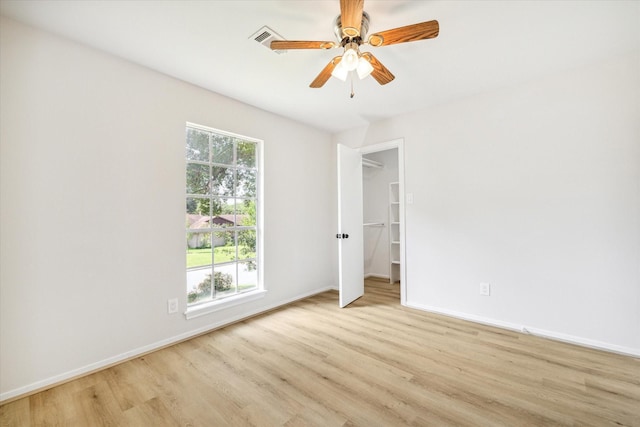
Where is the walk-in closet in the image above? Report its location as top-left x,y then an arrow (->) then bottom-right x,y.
362,149 -> 400,284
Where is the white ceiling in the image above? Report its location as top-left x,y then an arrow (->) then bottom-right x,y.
1,0 -> 639,133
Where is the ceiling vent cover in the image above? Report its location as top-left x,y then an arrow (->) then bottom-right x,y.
250,26 -> 286,54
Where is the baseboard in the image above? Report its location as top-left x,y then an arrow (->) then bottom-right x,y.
518,326 -> 640,358
405,301 -> 640,358
364,273 -> 390,280
0,286 -> 337,403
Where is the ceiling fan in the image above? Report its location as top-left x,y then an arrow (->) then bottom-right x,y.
271,0 -> 439,90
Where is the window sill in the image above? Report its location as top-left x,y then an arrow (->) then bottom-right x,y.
184,289 -> 267,320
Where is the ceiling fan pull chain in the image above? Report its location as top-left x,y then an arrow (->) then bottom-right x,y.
350,71 -> 355,98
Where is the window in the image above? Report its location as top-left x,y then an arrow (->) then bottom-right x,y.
185,123 -> 261,310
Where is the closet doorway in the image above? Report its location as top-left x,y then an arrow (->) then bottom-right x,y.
361,140 -> 405,303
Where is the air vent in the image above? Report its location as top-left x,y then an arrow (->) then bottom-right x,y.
250,25 -> 286,54
254,31 -> 271,43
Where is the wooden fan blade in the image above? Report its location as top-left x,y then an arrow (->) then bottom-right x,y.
368,20 -> 439,47
270,40 -> 336,50
310,57 -> 342,88
340,0 -> 364,38
361,53 -> 395,85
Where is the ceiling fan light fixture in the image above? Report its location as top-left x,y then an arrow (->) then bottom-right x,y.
342,43 -> 360,71
331,61 -> 349,81
356,55 -> 374,79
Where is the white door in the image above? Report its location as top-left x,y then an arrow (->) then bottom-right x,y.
337,144 -> 364,307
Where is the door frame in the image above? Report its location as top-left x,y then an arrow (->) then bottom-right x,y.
359,139 -> 407,305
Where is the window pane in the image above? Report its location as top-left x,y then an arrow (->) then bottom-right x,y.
213,230 -> 236,263
236,169 -> 256,197
186,232 -> 212,268
212,134 -> 234,165
237,261 -> 258,293
186,197 -> 210,218
186,163 -> 210,195
237,141 -> 256,168
211,198 -> 233,228
213,265 -> 237,298
237,230 -> 256,260
211,166 -> 234,196
211,216 -> 234,228
187,266 -> 213,304
233,199 -> 254,227
186,128 -> 209,162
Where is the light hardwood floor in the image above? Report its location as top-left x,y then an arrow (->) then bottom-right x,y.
2,279 -> 639,426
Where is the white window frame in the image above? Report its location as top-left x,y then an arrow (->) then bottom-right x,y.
184,122 -> 264,320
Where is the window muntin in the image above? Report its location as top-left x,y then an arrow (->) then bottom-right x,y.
186,124 -> 260,306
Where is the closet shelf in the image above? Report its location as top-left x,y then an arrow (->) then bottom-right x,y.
363,222 -> 385,227
362,158 -> 383,169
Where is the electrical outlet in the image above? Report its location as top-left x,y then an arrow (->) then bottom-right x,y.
480,282 -> 491,296
167,298 -> 179,314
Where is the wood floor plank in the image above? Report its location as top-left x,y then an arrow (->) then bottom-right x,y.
0,397 -> 30,426
121,397 -> 178,427
2,279 -> 639,426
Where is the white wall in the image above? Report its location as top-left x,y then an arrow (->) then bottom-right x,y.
362,150 -> 398,279
0,17 -> 335,400
334,52 -> 640,356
